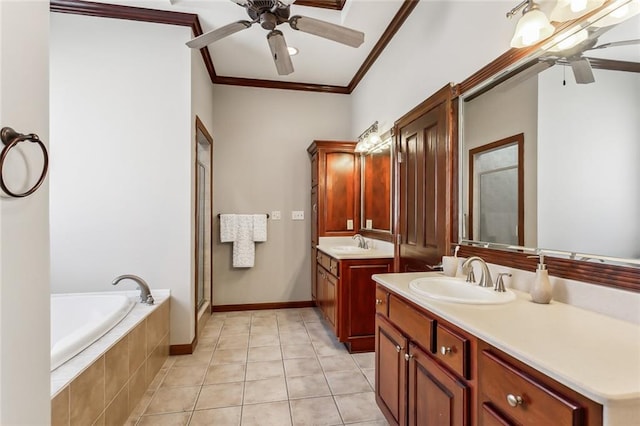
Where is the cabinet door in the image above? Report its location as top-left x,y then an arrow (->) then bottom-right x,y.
375,314 -> 408,426
325,272 -> 338,331
480,403 -> 515,426
311,186 -> 318,245
397,86 -> 453,272
408,343 -> 469,426
321,151 -> 359,235
316,267 -> 325,312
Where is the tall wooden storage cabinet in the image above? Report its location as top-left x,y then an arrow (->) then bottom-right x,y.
307,140 -> 359,303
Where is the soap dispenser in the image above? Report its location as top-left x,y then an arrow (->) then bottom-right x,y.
529,254 -> 552,304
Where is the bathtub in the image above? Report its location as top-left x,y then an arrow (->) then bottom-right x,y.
51,293 -> 135,371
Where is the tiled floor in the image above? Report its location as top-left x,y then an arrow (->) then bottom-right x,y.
126,307 -> 389,426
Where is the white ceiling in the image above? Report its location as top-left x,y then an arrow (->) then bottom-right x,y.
86,0 -> 406,87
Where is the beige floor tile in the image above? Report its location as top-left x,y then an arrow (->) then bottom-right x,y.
241,401 -> 292,426
248,345 -> 282,362
144,386 -> 200,415
290,396 -> 343,426
195,382 -> 244,410
243,377 -> 288,404
300,308 -> 323,322
249,324 -> 279,335
249,333 -> 280,347
325,371 -> 373,395
351,352 -> 376,370
347,421 -> 390,426
250,317 -> 278,327
286,374 -> 331,399
200,326 -> 221,338
279,323 -> 307,333
189,406 -> 241,426
161,365 -> 207,388
334,392 -> 385,424
217,334 -> 250,350
312,340 -> 349,357
204,363 -> 246,385
221,323 -> 251,335
223,313 -> 252,322
137,411 -> 191,425
284,358 -> 323,378
211,348 -> 248,365
319,354 -> 359,372
362,368 -> 376,389
245,360 -> 285,381
279,332 -> 311,345
282,344 -> 317,360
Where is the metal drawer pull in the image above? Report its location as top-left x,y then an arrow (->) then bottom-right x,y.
375,299 -> 384,305
0,127 -> 49,198
404,353 -> 413,361
506,394 -> 524,407
440,346 -> 452,355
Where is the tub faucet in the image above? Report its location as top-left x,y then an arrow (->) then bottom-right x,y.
352,234 -> 368,249
461,256 -> 494,288
112,274 -> 154,305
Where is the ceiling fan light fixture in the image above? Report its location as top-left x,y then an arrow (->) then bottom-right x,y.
550,0 -> 606,22
509,1 -> 556,48
267,30 -> 294,75
287,46 -> 299,56
548,28 -> 589,51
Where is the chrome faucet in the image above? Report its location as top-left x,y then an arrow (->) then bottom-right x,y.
352,234 -> 368,249
461,257 -> 494,288
112,274 -> 155,305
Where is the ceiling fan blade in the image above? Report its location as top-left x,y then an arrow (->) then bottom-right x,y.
186,21 -> 252,49
570,57 -> 595,84
267,30 -> 294,75
289,15 -> 364,48
588,38 -> 640,50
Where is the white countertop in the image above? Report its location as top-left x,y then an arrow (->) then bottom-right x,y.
317,244 -> 394,260
372,272 -> 640,424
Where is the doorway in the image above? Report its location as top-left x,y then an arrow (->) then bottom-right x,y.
194,116 -> 213,340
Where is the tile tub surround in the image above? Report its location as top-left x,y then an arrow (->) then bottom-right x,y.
51,291 -> 170,426
126,307 -> 388,425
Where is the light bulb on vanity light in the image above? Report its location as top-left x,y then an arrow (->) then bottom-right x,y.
510,1 -> 556,48
550,0 -> 606,22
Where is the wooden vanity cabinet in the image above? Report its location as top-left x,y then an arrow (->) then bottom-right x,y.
376,287 -> 473,426
317,251 -> 393,352
375,285 -> 603,426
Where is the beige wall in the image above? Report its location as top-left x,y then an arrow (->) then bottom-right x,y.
211,85 -> 351,305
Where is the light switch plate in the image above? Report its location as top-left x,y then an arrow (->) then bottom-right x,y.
271,211 -> 281,220
347,219 -> 354,230
366,219 -> 373,228
292,211 -> 304,220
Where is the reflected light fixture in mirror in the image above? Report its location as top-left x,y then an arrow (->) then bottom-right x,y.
593,0 -> 640,26
507,0 -> 555,47
550,0 -> 606,21
355,121 -> 381,153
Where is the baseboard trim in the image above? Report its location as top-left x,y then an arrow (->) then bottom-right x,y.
211,300 -> 315,312
169,336 -> 197,355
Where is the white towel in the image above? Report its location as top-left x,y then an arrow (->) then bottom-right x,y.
219,214 -> 237,243
253,214 -> 268,242
233,215 -> 256,268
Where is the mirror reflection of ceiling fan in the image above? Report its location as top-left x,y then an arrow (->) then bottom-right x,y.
185,0 -> 365,76
539,23 -> 640,84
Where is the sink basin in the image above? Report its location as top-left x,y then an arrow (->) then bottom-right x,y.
409,276 -> 516,305
330,245 -> 371,254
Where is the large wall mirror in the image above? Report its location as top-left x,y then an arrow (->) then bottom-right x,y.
360,130 -> 393,241
457,5 -> 639,289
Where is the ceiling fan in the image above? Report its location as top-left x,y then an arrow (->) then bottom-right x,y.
186,0 -> 365,76
540,27 -> 640,84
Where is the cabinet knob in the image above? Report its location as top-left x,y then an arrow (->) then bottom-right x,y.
506,394 -> 524,407
395,345 -> 402,353
404,353 -> 413,361
440,346 -> 452,356
375,299 -> 384,305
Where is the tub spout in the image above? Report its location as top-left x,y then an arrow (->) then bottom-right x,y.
112,274 -> 154,305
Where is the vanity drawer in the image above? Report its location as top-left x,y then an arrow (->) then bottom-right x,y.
375,286 -> 388,316
436,323 -> 470,379
329,258 -> 339,277
317,251 -> 332,271
479,349 -> 584,426
388,294 -> 434,353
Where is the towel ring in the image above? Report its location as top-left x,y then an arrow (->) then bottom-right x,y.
0,127 -> 49,198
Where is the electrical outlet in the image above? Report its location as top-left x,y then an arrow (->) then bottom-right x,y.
347,219 -> 354,230
271,211 -> 281,220
292,211 -> 304,220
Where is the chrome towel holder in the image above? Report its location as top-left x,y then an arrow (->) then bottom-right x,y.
0,127 -> 49,198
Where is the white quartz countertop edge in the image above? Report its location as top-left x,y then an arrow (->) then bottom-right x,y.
372,272 -> 640,406
316,245 -> 394,260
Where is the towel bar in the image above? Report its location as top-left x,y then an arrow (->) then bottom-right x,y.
217,213 -> 270,219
